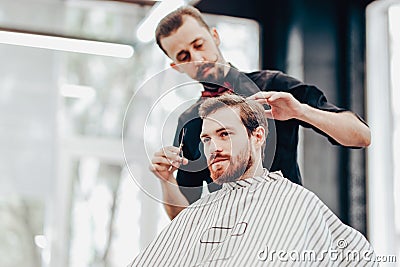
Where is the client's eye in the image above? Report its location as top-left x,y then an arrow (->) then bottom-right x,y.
220,131 -> 230,137
201,137 -> 211,143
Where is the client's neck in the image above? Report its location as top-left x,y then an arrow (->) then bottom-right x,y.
239,155 -> 264,180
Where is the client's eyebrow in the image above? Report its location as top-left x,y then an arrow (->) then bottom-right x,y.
200,127 -> 233,139
216,127 -> 233,133
200,132 -> 209,139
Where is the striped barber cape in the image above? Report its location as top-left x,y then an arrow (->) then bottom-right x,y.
130,171 -> 378,267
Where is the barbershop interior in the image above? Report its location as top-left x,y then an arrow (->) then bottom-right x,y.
0,0 -> 399,266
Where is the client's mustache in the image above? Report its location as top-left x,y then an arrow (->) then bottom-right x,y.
209,153 -> 230,165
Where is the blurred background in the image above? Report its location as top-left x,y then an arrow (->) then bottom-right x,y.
0,0 -> 398,266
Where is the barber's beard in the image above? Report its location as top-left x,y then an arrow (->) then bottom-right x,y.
210,146 -> 253,185
195,55 -> 225,84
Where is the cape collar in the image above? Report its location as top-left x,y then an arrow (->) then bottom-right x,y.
222,169 -> 283,190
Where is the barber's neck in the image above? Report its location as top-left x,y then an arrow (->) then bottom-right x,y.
222,61 -> 230,77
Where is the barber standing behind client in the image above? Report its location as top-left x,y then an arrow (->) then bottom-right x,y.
149,6 -> 371,219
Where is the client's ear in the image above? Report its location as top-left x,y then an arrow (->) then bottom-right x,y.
252,126 -> 266,147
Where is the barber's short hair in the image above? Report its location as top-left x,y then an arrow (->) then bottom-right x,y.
155,6 -> 210,55
199,94 -> 268,138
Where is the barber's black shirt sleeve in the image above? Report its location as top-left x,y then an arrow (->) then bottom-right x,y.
270,71 -> 368,147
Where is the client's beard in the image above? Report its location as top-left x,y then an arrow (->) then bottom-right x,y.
209,147 -> 253,185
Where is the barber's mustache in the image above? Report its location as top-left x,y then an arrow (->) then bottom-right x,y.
195,54 -> 219,76
196,62 -> 216,77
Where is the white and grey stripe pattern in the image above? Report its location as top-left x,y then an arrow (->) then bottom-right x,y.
130,171 -> 378,267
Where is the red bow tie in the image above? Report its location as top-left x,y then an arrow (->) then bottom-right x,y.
201,82 -> 234,97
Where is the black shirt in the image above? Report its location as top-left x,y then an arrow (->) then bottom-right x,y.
173,68 -> 348,204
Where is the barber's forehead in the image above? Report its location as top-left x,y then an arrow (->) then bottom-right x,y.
168,16 -> 209,40
160,16 -> 208,56
180,15 -> 209,28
